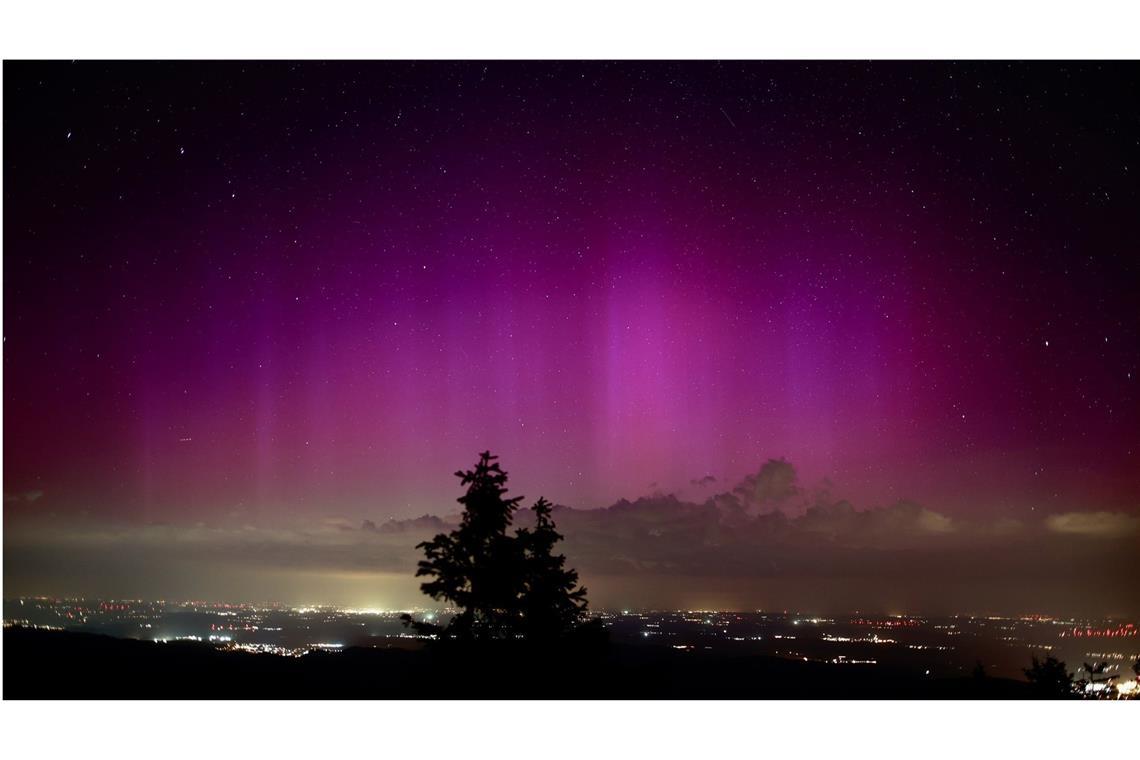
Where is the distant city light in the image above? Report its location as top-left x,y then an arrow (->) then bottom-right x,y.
5,596 -> 1136,700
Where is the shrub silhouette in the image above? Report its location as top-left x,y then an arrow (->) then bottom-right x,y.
403,451 -> 591,642
1023,655 -> 1074,699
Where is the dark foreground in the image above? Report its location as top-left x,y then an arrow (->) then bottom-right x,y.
4,627 -> 1039,699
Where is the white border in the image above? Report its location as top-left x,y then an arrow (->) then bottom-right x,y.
0,1 -> 1138,60
0,699 -> 1130,758
2,0 -> 1136,754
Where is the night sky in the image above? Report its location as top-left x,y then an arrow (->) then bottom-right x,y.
4,62 -> 1138,611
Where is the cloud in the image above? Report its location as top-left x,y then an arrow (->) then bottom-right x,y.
5,490 -> 44,504
732,458 -> 799,509
1045,511 -> 1140,537
4,517 -> 427,577
5,459 -> 1137,615
375,514 -> 452,534
795,498 -> 955,542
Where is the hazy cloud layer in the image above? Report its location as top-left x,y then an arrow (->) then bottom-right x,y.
5,461 -> 1137,615
5,490 -> 45,504
1045,511 -> 1140,537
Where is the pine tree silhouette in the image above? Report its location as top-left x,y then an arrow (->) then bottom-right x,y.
404,451 -> 591,642
517,497 -> 589,640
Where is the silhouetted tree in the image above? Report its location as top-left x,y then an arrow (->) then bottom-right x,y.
409,451 -> 526,639
1024,655 -> 1073,698
403,452 -> 591,642
517,497 -> 589,639
1080,660 -> 1115,694
1078,660 -> 1093,691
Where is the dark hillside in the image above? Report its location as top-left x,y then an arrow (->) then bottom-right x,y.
4,626 -> 1036,699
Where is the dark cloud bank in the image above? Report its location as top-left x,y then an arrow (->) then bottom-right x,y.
5,460 -> 1137,616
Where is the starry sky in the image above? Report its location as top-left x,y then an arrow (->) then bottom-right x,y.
4,62 -> 1139,603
